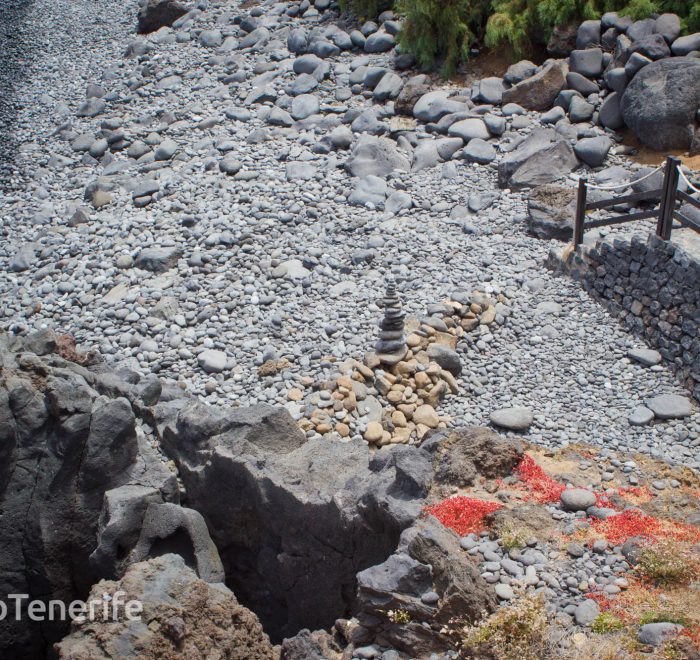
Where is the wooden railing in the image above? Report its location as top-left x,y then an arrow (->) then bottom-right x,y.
574,156 -> 700,247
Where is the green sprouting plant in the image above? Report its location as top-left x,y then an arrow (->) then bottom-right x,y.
385,608 -> 412,623
462,594 -> 550,659
592,612 -> 624,633
498,522 -> 529,549
638,610 -> 689,627
396,0 -> 491,77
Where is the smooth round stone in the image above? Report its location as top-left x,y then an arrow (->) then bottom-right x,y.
560,488 -> 597,512
489,407 -> 533,431
628,406 -> 654,426
494,583 -> 514,600
197,349 -> 228,373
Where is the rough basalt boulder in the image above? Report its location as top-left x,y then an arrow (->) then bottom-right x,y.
345,135 -> 411,178
55,554 -> 275,659
421,427 -> 524,494
0,330 -> 178,658
137,0 -> 189,34
353,517 -> 498,656
527,184 -> 577,240
501,60 -> 566,111
498,129 -> 579,189
621,57 -> 700,153
158,400 -> 434,641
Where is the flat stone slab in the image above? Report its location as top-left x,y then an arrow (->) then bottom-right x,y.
645,394 -> 692,419
490,407 -> 533,431
628,406 -> 654,426
627,348 -> 662,367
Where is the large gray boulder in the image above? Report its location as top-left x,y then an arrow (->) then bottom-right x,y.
527,184 -> 577,240
498,129 -> 579,189
501,60 -> 566,111
0,331 -> 178,658
412,91 -> 469,123
621,57 -> 700,152
345,135 -> 411,178
353,517 -> 498,656
159,401 -> 434,641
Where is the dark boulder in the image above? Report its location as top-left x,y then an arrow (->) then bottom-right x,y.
159,402 -> 434,642
0,331 -> 178,658
353,517 -> 498,656
55,554 -> 275,659
621,57 -> 700,152
137,0 -> 189,34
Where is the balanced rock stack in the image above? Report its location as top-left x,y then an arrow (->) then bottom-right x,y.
375,280 -> 408,366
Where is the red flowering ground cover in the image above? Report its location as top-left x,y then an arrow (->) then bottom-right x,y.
514,455 -> 566,503
424,496 -> 503,536
590,509 -> 700,546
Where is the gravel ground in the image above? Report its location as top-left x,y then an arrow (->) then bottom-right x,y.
0,0 -> 697,469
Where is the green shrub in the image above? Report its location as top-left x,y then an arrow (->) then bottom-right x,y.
592,612 -> 624,633
397,0 -> 491,76
340,0 -> 699,76
638,610 -> 689,626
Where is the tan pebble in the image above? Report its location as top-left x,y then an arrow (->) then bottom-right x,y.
439,369 -> 459,394
287,388 -> 303,401
336,423 -> 350,437
387,390 -> 403,404
407,333 -> 422,348
299,419 -> 314,431
391,427 -> 412,443
364,421 -> 384,443
375,377 -> 392,395
337,376 -> 354,389
414,371 -> 431,389
415,423 -> 430,440
480,305 -> 496,325
413,404 -> 439,428
300,376 -> 315,387
397,403 -> 415,418
356,364 -> 375,380
331,391 -> 345,400
391,410 -> 407,427
316,423 -> 332,434
381,431 -> 392,445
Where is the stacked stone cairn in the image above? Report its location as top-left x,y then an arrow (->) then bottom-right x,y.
375,279 -> 408,366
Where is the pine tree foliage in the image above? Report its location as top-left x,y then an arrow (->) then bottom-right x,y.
397,0 -> 491,77
340,0 -> 698,77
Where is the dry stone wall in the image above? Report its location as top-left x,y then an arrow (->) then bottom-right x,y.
551,234 -> 700,402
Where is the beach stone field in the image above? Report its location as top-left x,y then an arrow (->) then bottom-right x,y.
1,0 -> 697,467
1,1 -> 700,659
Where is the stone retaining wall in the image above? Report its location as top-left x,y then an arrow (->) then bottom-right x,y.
549,233 -> 700,402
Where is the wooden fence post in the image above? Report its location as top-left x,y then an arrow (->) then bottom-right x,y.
574,177 -> 587,247
657,156 -> 680,241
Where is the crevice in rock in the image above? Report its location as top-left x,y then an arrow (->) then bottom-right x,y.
148,527 -> 197,570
